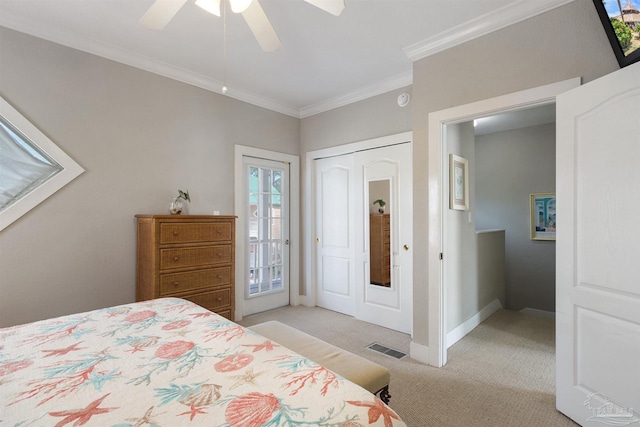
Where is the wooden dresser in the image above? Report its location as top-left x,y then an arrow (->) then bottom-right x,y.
136,215 -> 236,320
369,213 -> 391,287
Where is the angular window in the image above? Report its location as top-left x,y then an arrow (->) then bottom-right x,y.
1,118 -> 63,209
0,97 -> 84,231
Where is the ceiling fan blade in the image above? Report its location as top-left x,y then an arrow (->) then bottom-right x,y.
241,0 -> 282,52
140,0 -> 189,30
303,0 -> 345,16
195,0 -> 220,17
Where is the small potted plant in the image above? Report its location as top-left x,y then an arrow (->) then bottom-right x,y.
170,189 -> 191,215
373,199 -> 386,214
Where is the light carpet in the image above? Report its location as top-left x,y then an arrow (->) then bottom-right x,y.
240,306 -> 578,427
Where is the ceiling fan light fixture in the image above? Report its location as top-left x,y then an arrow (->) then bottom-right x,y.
230,0 -> 253,14
195,0 -> 221,17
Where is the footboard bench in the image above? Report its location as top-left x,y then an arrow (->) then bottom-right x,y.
249,320 -> 392,403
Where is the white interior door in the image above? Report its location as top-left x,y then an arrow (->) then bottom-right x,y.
315,154 -> 355,315
242,156 -> 289,315
556,62 -> 640,425
355,143 -> 413,334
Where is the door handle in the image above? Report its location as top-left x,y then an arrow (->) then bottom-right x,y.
403,244 -> 409,251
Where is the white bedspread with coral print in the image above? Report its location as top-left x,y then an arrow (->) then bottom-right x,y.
0,298 -> 405,427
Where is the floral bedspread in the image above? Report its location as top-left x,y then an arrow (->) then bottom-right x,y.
0,298 -> 406,426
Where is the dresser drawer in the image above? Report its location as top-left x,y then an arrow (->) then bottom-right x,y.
182,288 -> 232,312
160,222 -> 232,244
383,243 -> 391,262
137,215 -> 236,321
214,309 -> 232,320
160,245 -> 232,270
159,267 -> 231,295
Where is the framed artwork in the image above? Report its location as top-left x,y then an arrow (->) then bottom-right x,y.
530,193 -> 556,241
449,154 -> 469,210
592,0 -> 640,68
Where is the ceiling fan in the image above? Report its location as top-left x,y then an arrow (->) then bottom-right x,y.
140,0 -> 345,52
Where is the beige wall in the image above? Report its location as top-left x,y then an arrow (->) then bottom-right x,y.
476,123 -> 557,313
0,0 -> 620,342
301,88 -> 413,153
299,87 -> 413,294
0,28 -> 300,327
410,0 -> 618,346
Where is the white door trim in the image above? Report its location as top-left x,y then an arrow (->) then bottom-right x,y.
234,145 -> 300,322
426,78 -> 580,367
303,131 -> 412,308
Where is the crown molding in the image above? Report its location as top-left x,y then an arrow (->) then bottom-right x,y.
298,70 -> 413,118
0,11 -> 300,118
403,0 -> 577,62
1,0 -> 576,119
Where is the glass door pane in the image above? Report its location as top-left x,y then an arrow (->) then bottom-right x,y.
247,165 -> 284,297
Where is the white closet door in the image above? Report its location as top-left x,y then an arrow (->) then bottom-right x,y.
315,154 -> 355,315
355,143 -> 413,334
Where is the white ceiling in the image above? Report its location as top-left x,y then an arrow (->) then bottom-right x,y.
0,0 -> 572,118
474,103 -> 556,136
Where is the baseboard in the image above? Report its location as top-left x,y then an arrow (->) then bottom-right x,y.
520,307 -> 556,319
297,294 -> 316,308
409,341 -> 429,364
446,298 -> 503,348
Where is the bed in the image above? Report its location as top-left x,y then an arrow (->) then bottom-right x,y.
0,297 -> 406,426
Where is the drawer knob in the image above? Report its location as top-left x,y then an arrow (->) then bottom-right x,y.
217,253 -> 223,257
173,256 -> 180,261
172,281 -> 180,286
216,297 -> 223,301
216,230 -> 222,235
217,275 -> 222,279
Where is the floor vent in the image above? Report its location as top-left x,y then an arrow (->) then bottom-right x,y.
367,342 -> 407,359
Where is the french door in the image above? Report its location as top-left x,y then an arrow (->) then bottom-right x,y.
242,156 -> 290,315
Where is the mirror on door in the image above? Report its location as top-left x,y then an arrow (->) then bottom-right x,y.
368,179 -> 391,287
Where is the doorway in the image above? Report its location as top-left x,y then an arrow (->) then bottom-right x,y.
426,78 -> 580,367
234,145 -> 300,321
474,104 -> 557,317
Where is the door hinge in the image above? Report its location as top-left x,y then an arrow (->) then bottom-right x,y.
439,253 -> 443,260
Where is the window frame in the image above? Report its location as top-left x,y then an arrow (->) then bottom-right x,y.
0,96 -> 84,231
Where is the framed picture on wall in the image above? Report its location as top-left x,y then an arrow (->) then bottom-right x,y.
449,154 -> 469,211
530,193 -> 556,240
592,0 -> 640,68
